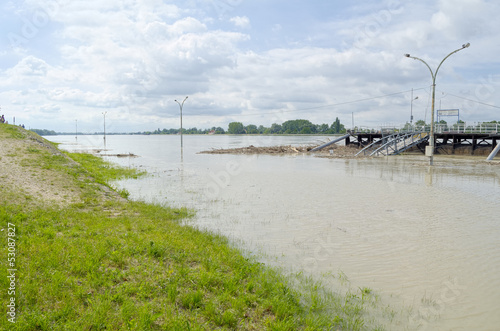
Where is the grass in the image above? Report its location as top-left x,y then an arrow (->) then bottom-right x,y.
70,152 -> 146,183
0,124 -> 384,330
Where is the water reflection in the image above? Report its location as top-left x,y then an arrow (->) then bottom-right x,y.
343,156 -> 499,203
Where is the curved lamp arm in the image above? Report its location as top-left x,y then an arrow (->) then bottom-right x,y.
435,43 -> 470,81
405,55 -> 435,82
175,96 -> 188,109
404,43 -> 470,84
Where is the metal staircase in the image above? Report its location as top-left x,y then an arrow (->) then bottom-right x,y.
356,132 -> 429,157
371,132 -> 429,156
355,133 -> 398,156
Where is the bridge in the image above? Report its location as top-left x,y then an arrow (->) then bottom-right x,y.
332,123 -> 500,159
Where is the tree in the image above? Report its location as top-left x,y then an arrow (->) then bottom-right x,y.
318,123 -> 329,133
300,126 -> 312,134
227,122 -> 245,134
282,119 -> 315,134
269,123 -> 282,134
214,127 -> 225,134
330,117 -> 345,134
30,129 -> 57,136
245,124 -> 258,134
402,122 -> 413,131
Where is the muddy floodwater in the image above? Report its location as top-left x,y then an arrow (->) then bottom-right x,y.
48,134 -> 500,330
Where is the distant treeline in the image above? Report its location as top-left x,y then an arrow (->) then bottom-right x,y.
31,118 -> 347,136
149,127 -> 225,135
30,119 -> 500,136
149,118 -> 346,135
31,129 -> 58,136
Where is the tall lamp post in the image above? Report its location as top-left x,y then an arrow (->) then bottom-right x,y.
174,96 -> 188,149
102,111 -> 107,150
404,43 -> 470,165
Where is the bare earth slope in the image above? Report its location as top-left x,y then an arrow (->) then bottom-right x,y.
0,124 -> 82,207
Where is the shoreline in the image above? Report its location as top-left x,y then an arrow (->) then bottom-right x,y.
0,123 -> 383,330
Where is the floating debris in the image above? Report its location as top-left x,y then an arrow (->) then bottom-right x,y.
199,145 -> 361,158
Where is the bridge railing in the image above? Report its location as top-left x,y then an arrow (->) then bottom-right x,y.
416,123 -> 499,134
354,122 -> 499,135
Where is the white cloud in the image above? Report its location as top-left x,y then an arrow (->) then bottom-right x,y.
39,103 -> 61,114
229,16 -> 250,29
0,0 -> 499,132
6,56 -> 49,77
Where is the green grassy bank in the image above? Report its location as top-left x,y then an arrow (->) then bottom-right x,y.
0,124 -> 384,330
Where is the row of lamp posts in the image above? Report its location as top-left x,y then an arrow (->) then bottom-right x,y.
100,98 -> 188,151
99,44 -> 471,166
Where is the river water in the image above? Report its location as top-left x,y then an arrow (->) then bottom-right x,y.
47,134 -> 500,331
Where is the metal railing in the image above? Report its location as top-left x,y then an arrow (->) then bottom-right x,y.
355,133 -> 399,156
355,131 -> 429,156
354,122 -> 499,135
370,132 -> 429,156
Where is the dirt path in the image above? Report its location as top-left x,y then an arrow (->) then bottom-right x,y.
0,124 -> 81,207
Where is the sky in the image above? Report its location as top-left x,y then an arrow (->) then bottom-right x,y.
1,0 -> 500,133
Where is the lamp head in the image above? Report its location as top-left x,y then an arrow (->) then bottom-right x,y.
462,42 -> 470,48
404,54 -> 411,57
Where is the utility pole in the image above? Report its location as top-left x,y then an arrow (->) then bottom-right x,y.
410,88 -> 418,125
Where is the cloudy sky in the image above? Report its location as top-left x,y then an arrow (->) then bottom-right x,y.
1,0 -> 499,133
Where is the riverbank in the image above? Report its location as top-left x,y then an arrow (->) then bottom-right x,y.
0,124 -> 384,330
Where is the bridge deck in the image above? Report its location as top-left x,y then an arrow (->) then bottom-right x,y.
346,132 -> 499,155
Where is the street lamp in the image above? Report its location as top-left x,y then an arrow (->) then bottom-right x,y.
174,96 -> 188,148
102,111 -> 107,150
404,43 -> 470,165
